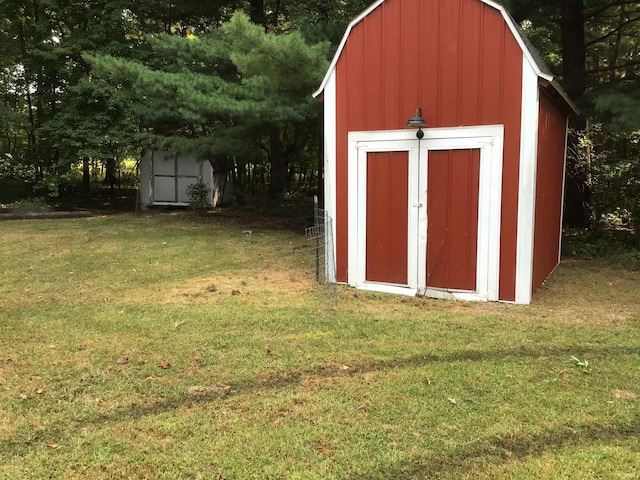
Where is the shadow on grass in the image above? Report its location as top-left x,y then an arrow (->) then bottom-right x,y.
259,343 -> 640,388
356,418 -> 640,479
3,343 -> 638,464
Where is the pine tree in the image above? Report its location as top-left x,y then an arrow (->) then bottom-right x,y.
88,11 -> 329,197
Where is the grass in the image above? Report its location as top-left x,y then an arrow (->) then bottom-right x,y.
1,212 -> 639,479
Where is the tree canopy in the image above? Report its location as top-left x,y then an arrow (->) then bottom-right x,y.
1,0 -> 639,241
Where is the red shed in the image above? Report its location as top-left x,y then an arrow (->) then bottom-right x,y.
314,0 -> 577,304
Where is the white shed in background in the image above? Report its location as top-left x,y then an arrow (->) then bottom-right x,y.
139,150 -> 232,208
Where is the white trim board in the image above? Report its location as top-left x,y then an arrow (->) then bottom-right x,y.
323,70 -> 338,283
514,56 -> 540,305
558,116 -> 570,264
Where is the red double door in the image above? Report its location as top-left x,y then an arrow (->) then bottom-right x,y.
365,147 -> 481,293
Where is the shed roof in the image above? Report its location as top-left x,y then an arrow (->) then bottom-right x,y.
313,0 -> 578,114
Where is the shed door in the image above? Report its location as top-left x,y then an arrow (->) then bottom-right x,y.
151,153 -> 202,204
350,127 -> 503,301
152,153 -> 178,202
426,149 -> 481,291
366,151 -> 409,285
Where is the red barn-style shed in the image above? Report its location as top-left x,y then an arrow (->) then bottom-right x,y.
314,0 -> 577,304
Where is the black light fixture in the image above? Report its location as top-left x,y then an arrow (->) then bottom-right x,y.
406,107 -> 427,139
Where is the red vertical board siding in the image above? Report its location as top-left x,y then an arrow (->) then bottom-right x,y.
364,8 -> 384,126
437,0 -> 461,127
383,0 -> 403,128
532,92 -> 567,293
366,152 -> 409,284
427,149 -> 480,290
334,0 -> 524,299
402,0 -> 422,124
459,0 -> 483,124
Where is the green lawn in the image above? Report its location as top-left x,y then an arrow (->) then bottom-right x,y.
1,213 -> 639,479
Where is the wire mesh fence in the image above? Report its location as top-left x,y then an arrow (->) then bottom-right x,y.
305,199 -> 336,289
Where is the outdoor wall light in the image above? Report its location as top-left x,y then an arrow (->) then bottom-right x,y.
406,108 -> 427,139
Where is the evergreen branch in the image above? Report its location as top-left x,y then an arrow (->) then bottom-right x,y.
585,0 -> 640,20
585,15 -> 640,47
586,59 -> 640,74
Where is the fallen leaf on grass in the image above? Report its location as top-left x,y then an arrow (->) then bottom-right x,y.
313,440 -> 332,455
20,394 -> 28,400
613,389 -> 637,400
160,363 -> 171,370
423,376 -> 435,385
340,365 -> 350,371
47,444 -> 58,449
187,385 -> 232,398
446,397 -> 457,405
36,388 -> 44,395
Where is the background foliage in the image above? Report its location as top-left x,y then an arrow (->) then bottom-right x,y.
1,0 -> 639,242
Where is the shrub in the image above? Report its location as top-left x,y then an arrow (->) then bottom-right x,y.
186,179 -> 211,210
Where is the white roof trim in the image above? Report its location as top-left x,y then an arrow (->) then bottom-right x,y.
312,0 -> 386,98
313,0 -> 574,112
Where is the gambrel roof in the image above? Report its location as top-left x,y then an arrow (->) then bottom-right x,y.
313,0 -> 578,114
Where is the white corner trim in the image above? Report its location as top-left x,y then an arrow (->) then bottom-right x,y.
515,57 -> 540,305
323,70 -> 338,283
558,116 -> 570,264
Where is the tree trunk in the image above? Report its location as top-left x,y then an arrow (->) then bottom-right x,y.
249,0 -> 265,26
105,158 -> 117,197
83,157 -> 90,194
561,0 -> 590,227
268,126 -> 286,197
17,21 -> 37,154
561,0 -> 586,102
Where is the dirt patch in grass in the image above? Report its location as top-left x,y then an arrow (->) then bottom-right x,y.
531,260 -> 640,325
119,268 -> 319,309
613,389 -> 637,400
330,259 -> 640,334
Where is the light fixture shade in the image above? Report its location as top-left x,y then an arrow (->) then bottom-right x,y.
406,108 -> 427,128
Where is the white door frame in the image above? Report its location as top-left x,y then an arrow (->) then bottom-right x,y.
348,125 -> 504,301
